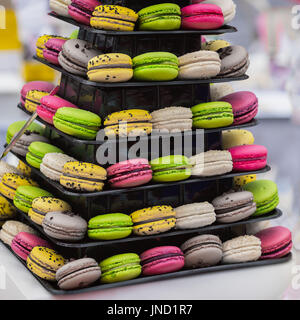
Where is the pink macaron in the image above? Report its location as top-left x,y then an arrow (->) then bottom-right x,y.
43,38 -> 67,66
68,0 -> 100,25
37,95 -> 78,125
140,246 -> 185,276
255,226 -> 292,260
219,91 -> 258,125
181,4 -> 224,30
229,145 -> 268,172
20,81 -> 55,107
107,158 -> 153,189
11,232 -> 51,260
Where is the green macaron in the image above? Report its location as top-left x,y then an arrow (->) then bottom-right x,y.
191,102 -> 234,129
243,180 -> 279,216
100,253 -> 141,284
6,121 -> 45,144
53,108 -> 102,140
14,186 -> 53,213
138,4 -> 181,31
26,141 -> 64,169
150,155 -> 191,183
88,213 -> 133,240
133,52 -> 179,81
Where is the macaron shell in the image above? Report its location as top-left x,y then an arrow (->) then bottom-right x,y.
21,81 -> 55,106
43,38 -> 67,65
222,129 -> 255,150
0,196 -> 16,220
68,0 -> 99,25
49,0 -> 71,17
25,90 -> 50,113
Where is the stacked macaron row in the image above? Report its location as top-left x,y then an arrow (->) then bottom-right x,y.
50,1 -> 236,31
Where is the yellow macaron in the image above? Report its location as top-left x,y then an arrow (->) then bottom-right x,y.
28,197 -> 72,225
234,175 -> 257,188
17,160 -> 32,177
0,196 -> 16,226
60,161 -> 107,192
104,109 -> 152,137
130,205 -> 176,236
0,173 -> 38,200
91,5 -> 138,31
25,90 -> 50,113
27,246 -> 65,281
222,129 -> 255,150
202,40 -> 231,51
87,53 -> 133,83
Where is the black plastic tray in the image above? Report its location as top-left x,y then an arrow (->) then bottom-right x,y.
4,242 -> 291,295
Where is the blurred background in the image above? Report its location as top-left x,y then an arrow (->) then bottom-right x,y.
1,0 -> 300,298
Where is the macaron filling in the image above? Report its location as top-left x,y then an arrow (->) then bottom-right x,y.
215,201 -> 254,214
261,240 -> 292,257
62,173 -> 105,182
88,64 -> 132,71
133,216 -> 176,226
27,254 -> 56,275
141,252 -> 183,265
183,241 -> 222,253
71,3 -> 94,15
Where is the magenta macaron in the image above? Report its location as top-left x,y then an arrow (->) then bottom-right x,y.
255,226 -> 292,260
68,0 -> 100,25
229,144 -> 268,172
11,232 -> 51,261
140,246 -> 185,276
181,3 -> 224,30
107,158 -> 153,189
219,91 -> 258,125
43,38 -> 67,66
20,81 -> 55,107
37,95 -> 78,125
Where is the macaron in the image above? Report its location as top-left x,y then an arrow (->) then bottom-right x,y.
36,35 -> 68,59
68,0 -> 100,25
13,186 -> 53,213
20,81 -> 55,107
140,246 -> 185,276
0,173 -> 38,200
181,234 -> 223,268
40,153 -> 77,182
0,196 -> 16,226
150,155 -> 191,183
87,53 -> 133,83
26,142 -> 64,169
91,5 -> 138,31
99,253 -> 141,283
53,107 -> 101,140
222,129 -> 255,150
17,160 -> 31,178
191,101 -> 233,128
43,38 -> 67,66
202,39 -> 230,51
27,246 -> 66,281
11,232 -> 51,261
212,191 -> 256,223
60,161 -> 107,192
210,82 -> 234,101
229,145 -> 268,172
88,213 -> 133,240
107,158 -> 152,189
28,196 -> 72,226
138,4 -> 181,31
255,226 -> 292,259
233,174 -> 257,188
42,211 -> 87,241
199,0 -> 236,24
243,180 -> 279,216
6,121 -> 45,144
37,95 -> 78,125
222,235 -> 261,264
175,202 -> 216,229
58,39 -> 101,76
104,109 -> 152,137
24,90 -> 50,114
50,0 -> 71,17
178,50 -> 221,79
150,107 -> 193,132
217,45 -> 250,78
56,258 -> 101,290
133,52 -> 179,82
130,205 -> 176,236
0,161 -> 20,180
189,150 -> 233,177
0,220 -> 37,246
11,132 -> 50,157
181,3 -> 224,30
219,91 -> 258,125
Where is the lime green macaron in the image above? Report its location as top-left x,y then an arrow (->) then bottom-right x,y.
100,253 -> 141,283
88,213 -> 133,240
243,180 -> 279,216
26,142 -> 64,169
192,102 -> 234,129
150,155 -> 191,183
6,121 -> 45,144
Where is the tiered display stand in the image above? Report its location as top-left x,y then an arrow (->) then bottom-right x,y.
5,0 -> 291,295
